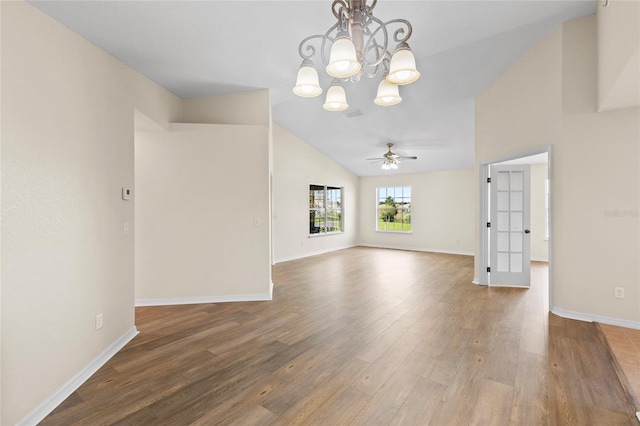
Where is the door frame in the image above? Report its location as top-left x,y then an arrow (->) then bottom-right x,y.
478,146 -> 552,305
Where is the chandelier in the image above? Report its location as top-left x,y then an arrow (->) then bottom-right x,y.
293,0 -> 420,111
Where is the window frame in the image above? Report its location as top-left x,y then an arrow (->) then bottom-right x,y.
309,184 -> 344,236
376,186 -> 412,233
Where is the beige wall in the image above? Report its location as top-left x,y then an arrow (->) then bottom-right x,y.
272,125 -> 358,262
1,1 -> 183,423
358,169 -> 475,255
597,0 -> 640,111
476,14 -> 640,325
2,2 -> 274,423
135,123 -> 271,302
182,91 -> 271,126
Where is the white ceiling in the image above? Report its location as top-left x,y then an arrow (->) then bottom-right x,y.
29,0 -> 595,177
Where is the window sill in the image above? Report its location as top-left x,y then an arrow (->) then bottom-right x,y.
309,232 -> 345,238
376,231 -> 413,234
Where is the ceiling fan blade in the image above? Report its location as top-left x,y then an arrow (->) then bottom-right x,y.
366,157 -> 384,161
397,156 -> 418,160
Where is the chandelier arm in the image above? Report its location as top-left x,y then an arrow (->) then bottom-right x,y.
382,19 -> 413,44
367,0 -> 378,13
297,34 -> 325,60
331,0 -> 349,20
361,43 -> 390,78
320,21 -> 341,65
361,14 -> 389,68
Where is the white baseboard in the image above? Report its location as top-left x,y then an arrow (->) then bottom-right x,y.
531,257 -> 549,262
19,326 -> 139,426
356,243 -> 474,257
136,291 -> 273,307
472,277 -> 488,286
273,244 -> 357,264
552,307 -> 640,330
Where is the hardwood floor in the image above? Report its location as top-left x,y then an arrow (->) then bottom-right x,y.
598,323 -> 640,415
42,247 -> 637,425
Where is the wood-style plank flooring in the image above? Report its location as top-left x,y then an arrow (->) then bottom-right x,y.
599,323 -> 640,414
42,247 -> 637,425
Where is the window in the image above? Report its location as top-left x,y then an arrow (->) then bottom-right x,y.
377,186 -> 411,232
309,185 -> 343,235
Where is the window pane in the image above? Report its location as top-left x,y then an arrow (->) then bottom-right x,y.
377,186 -> 411,232
510,171 -> 523,191
310,185 -> 342,235
497,172 -> 509,191
327,209 -> 341,232
309,209 -> 324,234
510,191 -> 523,211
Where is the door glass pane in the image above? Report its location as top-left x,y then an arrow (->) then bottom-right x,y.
510,232 -> 523,252
498,253 -> 509,272
510,191 -> 523,211
510,253 -> 523,272
497,172 -> 509,191
497,232 -> 509,251
510,171 -> 523,191
497,192 -> 509,211
497,212 -> 509,231
510,212 -> 523,231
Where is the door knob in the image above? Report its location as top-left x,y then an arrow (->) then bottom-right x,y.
524,229 -> 531,234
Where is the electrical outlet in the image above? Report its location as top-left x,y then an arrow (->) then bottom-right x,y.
96,313 -> 104,330
614,287 -> 625,299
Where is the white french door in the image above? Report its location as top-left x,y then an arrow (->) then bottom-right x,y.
489,165 -> 531,287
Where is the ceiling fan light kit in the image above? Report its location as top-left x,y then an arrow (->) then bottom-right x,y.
293,0 -> 419,110
367,143 -> 418,170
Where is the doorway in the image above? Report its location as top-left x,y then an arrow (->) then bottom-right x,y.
479,149 -> 551,303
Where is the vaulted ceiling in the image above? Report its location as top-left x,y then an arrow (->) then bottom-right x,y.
30,0 -> 596,176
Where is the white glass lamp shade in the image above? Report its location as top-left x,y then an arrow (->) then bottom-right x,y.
374,79 -> 402,106
326,37 -> 361,78
382,159 -> 399,170
323,83 -> 349,111
293,65 -> 322,97
387,48 -> 420,85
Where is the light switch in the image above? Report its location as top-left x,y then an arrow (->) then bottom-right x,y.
122,187 -> 132,200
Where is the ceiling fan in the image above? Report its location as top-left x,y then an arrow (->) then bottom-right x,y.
367,143 -> 418,170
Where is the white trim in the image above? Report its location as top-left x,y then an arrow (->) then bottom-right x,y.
18,326 -> 139,426
490,284 -> 531,288
375,231 -> 413,234
531,257 -> 549,262
269,280 -> 274,298
472,277 -> 487,286
357,243 -> 473,257
552,307 -> 640,330
478,164 -> 490,285
273,244 -> 357,264
136,291 -> 273,307
308,231 -> 345,238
